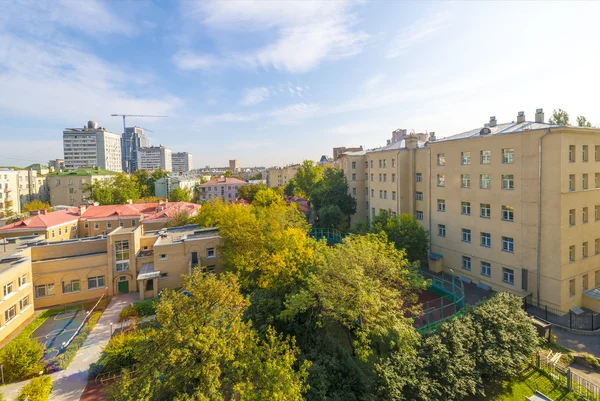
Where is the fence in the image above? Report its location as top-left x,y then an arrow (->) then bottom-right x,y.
415,271 -> 466,331
307,228 -> 345,244
62,292 -> 106,350
524,295 -> 600,332
537,352 -> 600,400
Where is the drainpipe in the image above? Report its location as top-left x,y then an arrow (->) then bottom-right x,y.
427,146 -> 432,251
396,150 -> 402,214
536,128 -> 552,306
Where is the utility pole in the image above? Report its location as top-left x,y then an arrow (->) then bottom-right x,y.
111,114 -> 167,173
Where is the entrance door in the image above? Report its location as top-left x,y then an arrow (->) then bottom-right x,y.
118,280 -> 129,294
192,252 -> 198,267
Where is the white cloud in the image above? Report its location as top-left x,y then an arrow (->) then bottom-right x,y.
176,0 -> 369,73
362,73 -> 386,91
172,51 -> 221,70
386,11 -> 451,58
201,102 -> 319,125
240,87 -> 270,106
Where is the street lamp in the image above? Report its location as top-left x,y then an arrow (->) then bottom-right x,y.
110,322 -> 113,336
1,363 -> 4,385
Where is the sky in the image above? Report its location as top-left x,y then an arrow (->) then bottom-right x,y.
1,1 -> 600,168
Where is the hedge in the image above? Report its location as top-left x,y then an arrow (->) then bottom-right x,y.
16,376 -> 53,401
118,299 -> 157,322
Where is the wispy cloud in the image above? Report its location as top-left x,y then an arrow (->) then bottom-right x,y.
362,73 -> 387,91
386,11 -> 451,59
201,102 -> 320,125
240,87 -> 270,106
172,51 -> 221,70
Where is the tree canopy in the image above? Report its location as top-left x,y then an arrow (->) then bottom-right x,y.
22,200 -> 51,214
549,108 -> 570,125
293,160 -> 323,198
577,115 -> 593,127
311,167 -> 356,229
86,173 -> 142,205
237,183 -> 267,202
168,187 -> 190,202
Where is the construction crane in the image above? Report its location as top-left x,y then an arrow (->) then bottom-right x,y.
111,114 -> 168,173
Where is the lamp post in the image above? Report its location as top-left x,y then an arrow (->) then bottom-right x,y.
1,363 -> 4,385
110,322 -> 113,336
449,269 -> 456,295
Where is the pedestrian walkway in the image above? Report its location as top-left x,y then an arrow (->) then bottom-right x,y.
554,326 -> 600,359
0,293 -> 138,401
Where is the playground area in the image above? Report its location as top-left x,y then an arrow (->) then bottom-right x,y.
413,271 -> 466,330
30,303 -> 88,360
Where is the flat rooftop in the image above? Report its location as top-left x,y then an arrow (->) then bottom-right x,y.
0,236 -> 42,273
149,225 -> 219,246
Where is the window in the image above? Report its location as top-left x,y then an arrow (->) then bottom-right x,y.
205,265 -> 216,274
392,159 -> 396,168
115,240 -> 130,271
160,254 -> 167,260
379,174 -> 382,182
107,222 -> 112,229
416,211 -> 423,220
383,174 -> 387,182
437,153 -> 446,166
596,238 -> 600,255
145,279 -> 154,292
379,190 -> 383,199
372,207 -> 375,217
503,268 -> 515,285
371,189 -> 374,197
371,174 -> 374,182
35,284 -> 52,298
84,221 -> 89,229
416,173 -> 422,182
481,232 -> 491,247
19,295 -> 29,310
119,221 -> 124,228
569,279 -> 576,297
62,279 -> 80,294
461,174 -> 471,188
461,202 -> 471,215
502,174 -> 514,190
160,273 -> 169,279
383,159 -> 387,168
18,274 -> 27,287
88,276 -> 105,290
569,209 -> 576,226
351,173 -> 356,181
4,305 -> 16,323
461,152 -> 471,165
583,174 -> 589,190
392,191 -> 396,200
351,161 -> 356,169
481,261 -> 491,277
438,224 -> 446,237
569,245 -> 575,262
462,228 -> 471,243
480,150 -> 491,164
596,146 -> 600,161
597,270 -> 600,287
370,160 -> 373,168
94,222 -> 99,230
480,203 -> 491,218
131,219 -> 136,227
383,190 -> 387,199
437,174 -> 445,187
437,199 -> 446,212
502,206 -> 514,222
352,188 -> 357,196
58,228 -> 62,236
392,173 -> 396,183
502,237 -> 514,252
364,173 -> 368,180
480,174 -> 491,188
596,173 -> 600,188
569,145 -> 575,162
583,242 -> 589,258
462,256 -> 471,270
416,192 -> 423,201
365,187 -> 368,196
207,248 -> 216,258
583,207 -> 589,223
583,145 -> 589,162
569,174 -> 575,191
583,274 -> 589,291
3,282 -> 14,297
502,148 -> 514,164
379,160 -> 382,168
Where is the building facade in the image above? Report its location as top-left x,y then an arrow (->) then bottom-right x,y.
340,110 -> 600,313
138,146 -> 172,172
121,126 -> 150,173
333,146 -> 363,161
63,121 -> 122,172
0,169 -> 50,218
155,176 -> 201,198
172,152 -> 193,173
266,164 -> 299,188
228,159 -> 239,173
198,177 -> 248,201
48,168 -> 117,207
48,159 -> 65,172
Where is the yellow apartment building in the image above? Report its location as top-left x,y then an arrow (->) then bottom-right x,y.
47,168 -> 117,207
266,164 -> 300,188
340,110 -> 600,312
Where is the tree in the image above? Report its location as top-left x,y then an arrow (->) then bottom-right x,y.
107,272 -> 310,401
166,210 -> 191,228
577,115 -> 592,127
0,336 -> 44,382
249,172 -> 263,180
23,200 -> 50,214
86,174 -> 141,205
371,211 -> 429,263
315,204 -> 344,228
224,170 -> 233,178
167,187 -> 190,202
310,168 -> 356,229
284,179 -> 297,197
237,183 -> 267,202
132,170 -> 152,198
16,375 -> 52,401
549,108 -> 570,125
252,188 -> 285,208
294,160 -> 323,198
136,196 -> 159,204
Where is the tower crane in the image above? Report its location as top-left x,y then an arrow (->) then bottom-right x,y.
111,114 -> 167,135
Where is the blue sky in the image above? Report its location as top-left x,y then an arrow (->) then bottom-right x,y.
1,1 -> 599,168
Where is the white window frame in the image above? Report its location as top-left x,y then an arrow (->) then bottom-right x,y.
480,150 -> 491,164
462,229 -> 471,243
416,211 -> 423,220
437,174 -> 445,187
18,274 -> 27,287
481,232 -> 491,248
461,152 -> 471,165
480,174 -> 491,189
437,199 -> 446,212
437,153 -> 446,166
438,224 -> 446,237
502,268 -> 515,285
4,305 -> 16,323
502,174 -> 514,190
461,174 -> 471,188
207,248 -> 216,258
501,206 -> 514,222
62,279 -> 81,294
461,202 -> 470,215
19,295 -> 29,310
35,284 -> 53,298
502,237 -> 514,253
502,148 -> 514,164
3,282 -> 14,297
462,256 -> 471,270
88,276 -> 105,290
115,240 -> 130,271
480,203 -> 491,218
481,262 -> 491,277
416,192 -> 423,201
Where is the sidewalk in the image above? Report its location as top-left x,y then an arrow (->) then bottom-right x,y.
554,326 -> 600,358
0,293 -> 138,401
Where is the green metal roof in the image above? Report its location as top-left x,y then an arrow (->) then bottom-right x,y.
47,168 -> 119,177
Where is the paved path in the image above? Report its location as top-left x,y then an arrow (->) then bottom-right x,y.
0,293 -> 138,401
554,326 -> 600,358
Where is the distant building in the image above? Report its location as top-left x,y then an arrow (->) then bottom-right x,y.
138,146 -> 172,172
155,176 -> 201,198
0,168 -> 49,217
47,168 -> 118,207
266,164 -> 300,188
63,121 -> 122,172
121,126 -> 150,173
199,177 -> 248,201
172,152 -> 193,173
333,146 -> 363,161
229,159 -> 239,173
48,159 -> 65,172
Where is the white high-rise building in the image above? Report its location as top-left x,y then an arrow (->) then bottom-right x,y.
172,152 -> 193,173
63,121 -> 122,172
138,146 -> 172,172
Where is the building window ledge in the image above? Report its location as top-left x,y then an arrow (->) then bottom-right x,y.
18,283 -> 31,291
62,290 -> 81,295
481,245 -> 491,248
19,305 -> 32,315
35,294 -> 55,299
3,292 -> 16,301
502,280 -> 514,285
502,249 -> 514,254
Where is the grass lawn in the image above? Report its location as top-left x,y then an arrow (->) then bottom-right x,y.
471,366 -> 583,401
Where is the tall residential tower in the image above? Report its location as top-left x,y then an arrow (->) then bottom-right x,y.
63,121 -> 122,172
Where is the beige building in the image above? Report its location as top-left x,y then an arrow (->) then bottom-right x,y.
198,177 -> 248,201
0,168 -> 49,218
48,168 -> 117,207
340,110 -> 600,313
333,146 -> 363,161
266,164 -> 300,188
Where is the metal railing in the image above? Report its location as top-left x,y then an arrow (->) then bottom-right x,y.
307,228 -> 345,243
415,270 -> 466,331
524,295 -> 600,332
62,292 -> 105,350
537,352 -> 600,400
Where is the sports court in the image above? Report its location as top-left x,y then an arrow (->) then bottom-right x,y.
413,271 -> 466,330
31,304 -> 88,360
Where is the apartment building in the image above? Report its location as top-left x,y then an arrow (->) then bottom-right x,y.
340,110 -> 600,313
198,177 -> 248,201
229,159 -> 239,173
121,126 -> 150,173
333,146 -> 363,161
48,168 -> 118,207
155,176 -> 200,198
138,146 -> 172,172
63,121 -> 122,172
0,168 -> 50,217
0,225 -> 221,341
266,164 -> 299,188
172,152 -> 193,173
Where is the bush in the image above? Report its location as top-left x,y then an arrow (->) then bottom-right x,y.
89,331 -> 144,378
118,299 -> 157,322
0,336 -> 44,382
17,376 -> 53,401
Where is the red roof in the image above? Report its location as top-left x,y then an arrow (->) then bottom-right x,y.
199,177 -> 247,186
0,208 -> 79,231
144,203 -> 201,222
81,202 -> 200,221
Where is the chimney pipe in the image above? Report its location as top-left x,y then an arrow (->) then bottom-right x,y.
489,116 -> 497,127
535,108 -> 544,123
517,111 -> 526,123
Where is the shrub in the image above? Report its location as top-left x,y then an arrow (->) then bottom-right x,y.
17,376 -> 53,401
118,299 -> 157,322
89,331 -> 143,378
0,336 -> 44,382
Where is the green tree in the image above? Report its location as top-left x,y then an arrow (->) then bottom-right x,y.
577,115 -> 592,127
224,170 -> 233,178
166,210 -> 191,228
133,170 -> 152,197
23,200 -> 51,214
371,211 -> 429,262
284,178 -> 297,197
167,187 -> 190,202
108,272 -> 310,401
315,204 -> 344,228
0,336 -> 44,382
549,108 -> 570,125
251,188 -> 285,208
249,172 -> 263,180
294,160 -> 323,198
86,173 -> 141,205
237,183 -> 267,202
310,168 -> 356,229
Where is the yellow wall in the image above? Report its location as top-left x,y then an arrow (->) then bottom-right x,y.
0,255 -> 34,343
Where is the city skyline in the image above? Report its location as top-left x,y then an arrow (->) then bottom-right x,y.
1,1 -> 600,168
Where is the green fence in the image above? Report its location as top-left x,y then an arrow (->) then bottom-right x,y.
308,228 -> 345,244
415,270 -> 466,331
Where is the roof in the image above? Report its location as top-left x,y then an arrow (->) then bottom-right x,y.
583,287 -> 600,301
0,208 -> 79,231
144,203 -> 201,222
152,225 -> 220,245
369,138 -> 427,153
81,202 -> 200,221
137,262 -> 160,280
435,121 -> 560,143
47,168 -> 119,177
199,177 -> 248,186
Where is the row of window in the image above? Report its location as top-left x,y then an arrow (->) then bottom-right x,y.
568,144 -> 600,163
369,189 -> 397,200
2,295 -> 30,326
438,225 -> 515,252
84,220 -> 137,231
35,276 -> 106,298
351,159 -> 398,169
437,174 -> 514,189
438,148 -> 515,166
2,274 -> 28,300
569,206 -> 600,225
157,248 -> 215,262
568,239 -> 600,262
50,223 -> 79,238
568,173 -> 600,191
460,256 -> 518,286
568,271 -> 600,297
437,200 -> 514,221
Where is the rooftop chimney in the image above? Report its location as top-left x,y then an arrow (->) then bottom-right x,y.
78,205 -> 87,216
535,108 -> 544,123
489,116 -> 497,127
429,132 -> 436,142
517,111 -> 526,123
